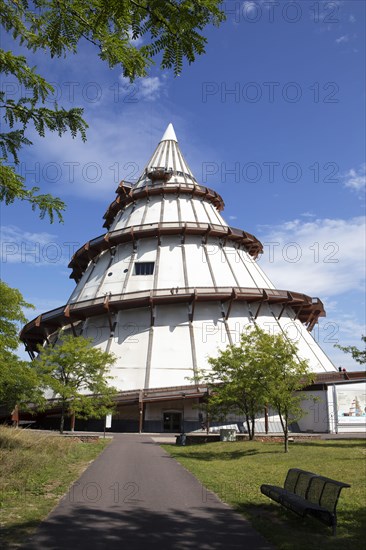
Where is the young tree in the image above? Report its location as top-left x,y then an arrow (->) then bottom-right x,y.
204,326 -> 314,449
34,334 -> 117,433
263,337 -> 314,453
0,279 -> 33,350
335,336 -> 366,367
1,1 -> 225,222
202,328 -> 270,440
0,281 -> 43,411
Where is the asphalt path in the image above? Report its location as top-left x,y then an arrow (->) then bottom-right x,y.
23,434 -> 273,550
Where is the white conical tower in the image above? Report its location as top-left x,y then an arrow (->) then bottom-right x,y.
21,124 -> 337,397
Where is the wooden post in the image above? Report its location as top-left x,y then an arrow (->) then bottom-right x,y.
206,388 -> 210,434
11,404 -> 19,428
264,405 -> 269,435
70,411 -> 76,432
139,391 -> 144,434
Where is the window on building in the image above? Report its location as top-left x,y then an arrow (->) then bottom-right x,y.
134,262 -> 155,275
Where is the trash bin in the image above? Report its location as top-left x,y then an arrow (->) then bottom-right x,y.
220,429 -> 237,442
176,434 -> 187,446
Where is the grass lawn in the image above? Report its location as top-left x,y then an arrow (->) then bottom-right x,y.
163,439 -> 366,550
0,427 -> 110,549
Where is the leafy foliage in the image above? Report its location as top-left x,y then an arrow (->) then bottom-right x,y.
0,280 -> 33,350
335,335 -> 366,367
261,336 -> 314,452
0,280 -> 43,409
203,326 -> 314,450
1,0 -> 225,221
203,329 -> 270,440
34,334 -> 117,432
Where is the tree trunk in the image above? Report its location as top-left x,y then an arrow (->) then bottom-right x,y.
251,415 -> 255,441
60,401 -> 65,434
245,415 -> 253,439
283,414 -> 289,453
277,408 -> 289,453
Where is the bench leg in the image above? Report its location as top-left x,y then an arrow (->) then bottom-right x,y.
332,520 -> 337,537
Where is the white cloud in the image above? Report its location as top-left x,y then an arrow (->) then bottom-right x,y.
318,314 -> 365,370
119,75 -> 166,101
349,14 -> 356,23
343,164 -> 366,193
242,1 -> 258,15
0,225 -> 71,267
257,216 -> 366,297
335,35 -> 349,44
229,215 -> 237,220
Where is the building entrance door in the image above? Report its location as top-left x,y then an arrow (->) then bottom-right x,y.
163,412 -> 182,432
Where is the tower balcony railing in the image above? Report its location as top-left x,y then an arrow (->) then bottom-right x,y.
20,287 -> 325,353
69,222 -> 263,281
103,181 -> 225,228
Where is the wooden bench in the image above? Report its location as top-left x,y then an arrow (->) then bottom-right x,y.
260,468 -> 350,535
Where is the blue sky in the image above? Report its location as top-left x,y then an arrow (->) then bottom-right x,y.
1,0 -> 365,369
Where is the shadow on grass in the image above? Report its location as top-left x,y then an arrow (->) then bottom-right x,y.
170,448 -> 261,461
234,501 -> 366,550
294,441 -> 366,449
0,519 -> 40,550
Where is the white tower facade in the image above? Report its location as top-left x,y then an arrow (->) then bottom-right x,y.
21,124 -> 336,397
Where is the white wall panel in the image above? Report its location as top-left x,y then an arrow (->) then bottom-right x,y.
135,239 -> 157,261
184,238 -> 213,286
250,257 -> 276,289
297,391 -> 329,432
157,237 -> 186,288
226,302 -> 253,344
225,247 -> 259,288
68,262 -> 94,303
192,303 -> 224,369
99,243 -> 133,296
214,209 -> 228,227
82,315 -> 110,349
109,210 -> 123,232
127,200 -> 145,227
178,197 -> 196,222
77,251 -> 111,301
237,249 -> 274,289
255,303 -> 283,336
193,200 -> 210,224
162,197 -> 178,222
126,239 -> 156,292
149,305 -> 193,388
113,204 -> 134,231
108,309 -> 151,391
144,197 -> 162,225
208,243 -> 237,286
203,201 -> 223,226
272,306 -> 334,372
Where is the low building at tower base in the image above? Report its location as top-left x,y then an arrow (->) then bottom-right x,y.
6,371 -> 364,436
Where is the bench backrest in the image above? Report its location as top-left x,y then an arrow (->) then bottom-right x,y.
286,469 -> 351,513
284,468 -> 315,497
308,475 -> 351,512
284,469 -> 301,492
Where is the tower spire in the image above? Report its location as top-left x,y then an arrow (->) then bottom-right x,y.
160,123 -> 177,142
135,122 -> 196,187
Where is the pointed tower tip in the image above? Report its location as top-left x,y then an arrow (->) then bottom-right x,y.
160,123 -> 177,142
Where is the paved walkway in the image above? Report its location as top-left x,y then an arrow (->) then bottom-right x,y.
23,434 -> 273,549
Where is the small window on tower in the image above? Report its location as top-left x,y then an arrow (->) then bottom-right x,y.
134,262 -> 155,276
